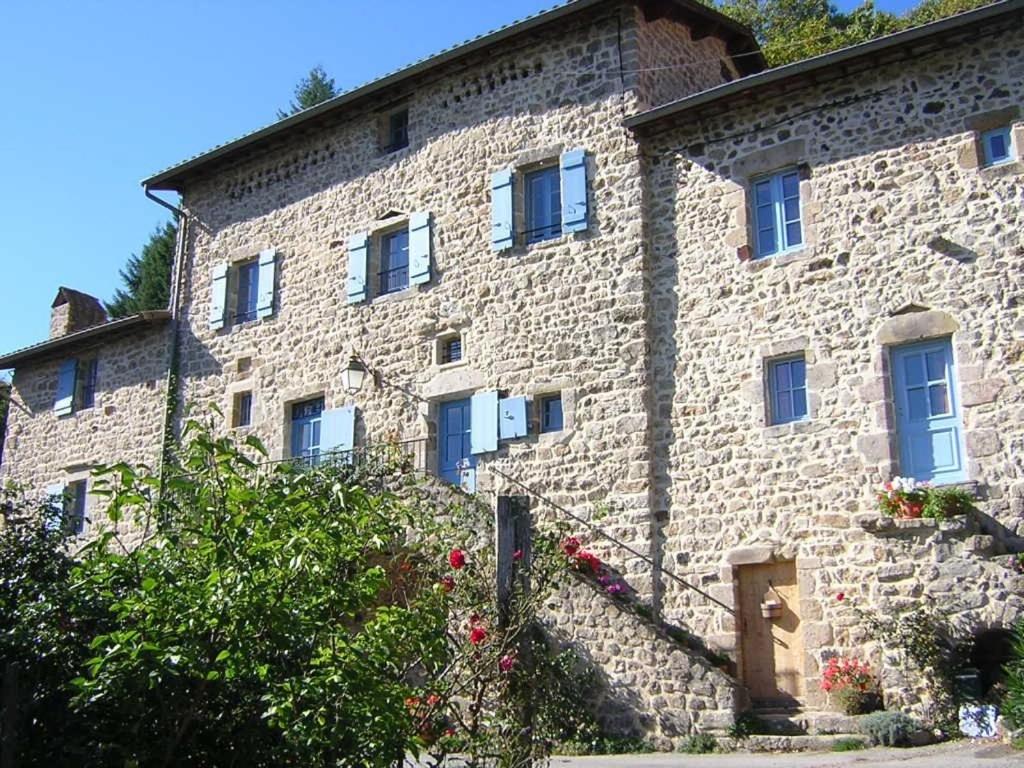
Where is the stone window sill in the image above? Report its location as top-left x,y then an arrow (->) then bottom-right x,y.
979,159 -> 1022,179
762,419 -> 821,439
437,359 -> 468,373
854,513 -> 972,537
370,286 -> 420,305
744,245 -> 817,272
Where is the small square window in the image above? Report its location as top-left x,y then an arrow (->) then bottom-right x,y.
767,356 -> 808,425
234,391 -> 253,428
752,169 -> 803,258
539,394 -> 563,433
379,230 -> 410,295
235,260 -> 260,323
524,166 -> 562,244
441,336 -> 463,365
981,127 -> 1014,166
65,480 -> 87,536
76,358 -> 98,410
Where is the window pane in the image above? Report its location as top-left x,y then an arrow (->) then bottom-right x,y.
781,172 -> 800,199
903,354 -> 925,387
925,350 -> 946,382
792,388 -> 808,420
758,226 -> 776,255
790,359 -> 806,388
775,393 -> 793,422
785,221 -> 803,247
929,383 -> 950,416
988,133 -> 1007,160
542,396 -> 563,432
754,180 -> 773,205
774,362 -> 792,390
526,167 -> 561,243
907,387 -> 928,420
783,197 -> 800,222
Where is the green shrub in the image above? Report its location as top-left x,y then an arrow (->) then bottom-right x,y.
922,486 -> 975,520
858,711 -> 920,747
832,737 -> 867,752
679,733 -> 718,753
1003,622 -> 1024,729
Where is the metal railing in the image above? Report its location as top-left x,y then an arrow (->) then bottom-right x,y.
263,438 -> 428,477
378,265 -> 409,295
489,467 -> 734,614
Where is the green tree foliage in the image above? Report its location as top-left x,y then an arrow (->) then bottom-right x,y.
720,0 -> 994,67
1004,622 -> 1024,729
277,65 -> 339,119
105,220 -> 177,319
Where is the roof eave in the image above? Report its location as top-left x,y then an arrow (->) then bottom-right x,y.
0,311 -> 171,370
142,0 -> 760,191
624,0 -> 1024,130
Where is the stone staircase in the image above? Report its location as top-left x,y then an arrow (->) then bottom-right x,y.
721,708 -> 870,752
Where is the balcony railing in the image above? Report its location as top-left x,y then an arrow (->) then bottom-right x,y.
379,266 -> 409,295
265,438 -> 428,479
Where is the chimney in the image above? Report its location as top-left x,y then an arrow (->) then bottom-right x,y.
50,288 -> 108,339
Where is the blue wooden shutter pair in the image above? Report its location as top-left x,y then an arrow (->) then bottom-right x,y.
491,150 -> 589,251
320,405 -> 356,458
470,392 -> 529,453
54,359 -> 77,416
210,263 -> 229,329
349,213 -> 432,302
256,248 -> 277,319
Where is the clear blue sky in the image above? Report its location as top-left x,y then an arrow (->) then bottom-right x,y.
0,0 -> 916,375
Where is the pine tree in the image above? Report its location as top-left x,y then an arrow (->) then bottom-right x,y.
277,65 -> 338,119
106,220 -> 177,319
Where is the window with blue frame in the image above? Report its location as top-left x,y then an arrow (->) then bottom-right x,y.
235,260 -> 260,322
539,394 -> 563,433
234,391 -> 253,428
767,356 -> 808,425
379,229 -> 410,295
525,166 -> 561,244
291,398 -> 325,467
384,109 -> 409,153
753,169 -> 803,258
77,357 -> 98,410
65,480 -> 88,536
981,127 -> 1014,167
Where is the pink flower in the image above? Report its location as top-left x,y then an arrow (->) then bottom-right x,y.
836,592 -> 845,602
499,653 -> 517,672
469,627 -> 487,645
606,583 -> 625,595
512,549 -> 523,562
562,537 -> 581,556
448,549 -> 466,570
440,575 -> 456,593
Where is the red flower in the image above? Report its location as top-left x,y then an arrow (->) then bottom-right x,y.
562,537 -> 581,556
513,549 -> 523,562
444,727 -> 456,737
448,548 -> 466,570
836,592 -> 845,602
499,653 -> 517,672
439,575 -> 456,593
469,627 -> 487,645
404,696 -> 421,711
426,693 -> 441,707
576,550 -> 602,573
469,613 -> 482,625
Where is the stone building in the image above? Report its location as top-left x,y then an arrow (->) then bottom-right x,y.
2,0 -> 1022,746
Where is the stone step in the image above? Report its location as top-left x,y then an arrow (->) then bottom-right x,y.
747,709 -> 860,736
729,734 -> 869,752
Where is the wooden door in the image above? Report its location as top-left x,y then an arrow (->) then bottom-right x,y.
738,561 -> 805,708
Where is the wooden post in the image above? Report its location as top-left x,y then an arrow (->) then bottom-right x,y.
2,661 -> 19,768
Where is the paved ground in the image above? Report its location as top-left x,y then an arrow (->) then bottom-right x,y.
544,741 -> 1023,767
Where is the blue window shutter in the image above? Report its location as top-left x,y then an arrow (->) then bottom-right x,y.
499,396 -> 528,440
256,248 -> 277,319
409,212 -> 432,286
560,149 -> 588,234
347,233 -> 369,303
491,169 -> 514,252
54,359 -> 77,416
210,263 -> 229,329
470,391 -> 498,454
320,406 -> 356,457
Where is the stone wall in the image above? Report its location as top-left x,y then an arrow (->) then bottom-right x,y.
0,326 -> 171,538
642,25 -> 1024,715
171,0 -> 739,737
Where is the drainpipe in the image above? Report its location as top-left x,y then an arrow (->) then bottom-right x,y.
144,185 -> 189,512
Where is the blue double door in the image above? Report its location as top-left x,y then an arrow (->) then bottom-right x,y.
439,399 -> 476,486
891,339 -> 966,484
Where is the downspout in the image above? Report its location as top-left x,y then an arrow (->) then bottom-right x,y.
144,185 -> 189,512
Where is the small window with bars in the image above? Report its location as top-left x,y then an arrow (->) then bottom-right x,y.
440,335 -> 463,365
233,391 -> 253,428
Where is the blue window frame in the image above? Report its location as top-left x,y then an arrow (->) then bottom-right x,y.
767,356 -> 807,425
981,127 -> 1013,167
385,109 -> 409,153
77,358 -> 98,409
891,339 -> 966,484
379,230 -> 409,295
235,260 -> 260,322
66,480 -> 87,535
234,392 -> 253,428
540,394 -> 563,433
291,398 -> 324,467
525,166 -> 561,244
753,169 -> 803,258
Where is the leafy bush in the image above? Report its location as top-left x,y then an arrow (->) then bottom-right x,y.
858,711 -> 920,747
1002,622 -> 1024,729
922,486 -> 975,520
832,737 -> 867,752
679,733 -> 718,753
